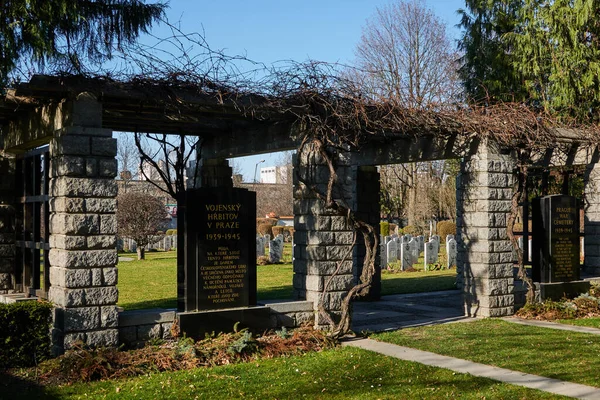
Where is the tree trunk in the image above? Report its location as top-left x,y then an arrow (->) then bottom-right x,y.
137,247 -> 145,260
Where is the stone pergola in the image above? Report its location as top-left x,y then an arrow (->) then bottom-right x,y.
1,75 -> 598,352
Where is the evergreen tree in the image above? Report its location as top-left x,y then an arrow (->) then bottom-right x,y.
509,0 -> 600,121
457,0 -> 526,103
0,0 -> 166,85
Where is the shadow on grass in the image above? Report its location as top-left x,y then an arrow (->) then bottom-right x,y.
257,285 -> 294,301
381,274 -> 457,296
0,371 -> 59,400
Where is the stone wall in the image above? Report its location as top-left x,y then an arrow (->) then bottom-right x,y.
456,140 -> 516,317
47,93 -> 119,353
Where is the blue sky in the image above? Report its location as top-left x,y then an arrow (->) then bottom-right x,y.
149,0 -> 467,181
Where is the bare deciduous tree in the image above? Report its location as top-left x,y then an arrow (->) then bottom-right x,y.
352,0 -> 460,227
117,191 -> 168,260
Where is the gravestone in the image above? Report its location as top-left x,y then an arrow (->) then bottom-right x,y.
386,240 -> 398,265
400,243 -> 412,271
517,237 -> 524,250
424,240 -> 438,270
256,236 -> 265,257
380,243 -> 388,268
446,238 -> 457,269
532,194 -> 589,299
408,238 -> 419,264
269,236 -> 283,263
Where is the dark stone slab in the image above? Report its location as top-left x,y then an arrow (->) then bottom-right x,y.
183,188 -> 256,312
177,306 -> 272,339
532,195 -> 580,283
540,281 -> 591,301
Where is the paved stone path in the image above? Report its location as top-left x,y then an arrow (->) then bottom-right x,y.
349,290 -> 600,399
343,338 -> 600,399
351,290 -> 470,332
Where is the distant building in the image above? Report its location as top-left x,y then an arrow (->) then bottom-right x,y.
260,165 -> 289,184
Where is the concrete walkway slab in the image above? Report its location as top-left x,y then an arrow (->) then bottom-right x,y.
503,317 -> 600,335
344,338 -> 600,399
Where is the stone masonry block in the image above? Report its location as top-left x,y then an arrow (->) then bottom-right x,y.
326,245 -> 353,261
85,198 -> 116,213
0,244 -> 14,257
101,306 -> 119,328
49,235 -> 87,250
51,177 -> 117,198
50,267 -> 91,288
50,198 -> 85,213
51,136 -> 90,156
91,138 -> 117,157
330,216 -> 350,231
50,213 -> 99,235
306,245 -> 327,261
307,260 -> 353,276
99,215 -> 117,234
53,156 -> 85,177
98,159 -> 118,178
60,126 -> 112,137
92,268 -> 103,286
86,329 -> 119,348
85,159 -> 97,177
137,324 -> 161,341
83,287 -> 118,306
334,232 -> 354,244
49,249 -> 117,269
307,232 -> 334,245
64,307 -> 101,332
87,235 -> 116,249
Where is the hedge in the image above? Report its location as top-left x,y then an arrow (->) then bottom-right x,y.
0,300 -> 53,368
437,220 -> 457,242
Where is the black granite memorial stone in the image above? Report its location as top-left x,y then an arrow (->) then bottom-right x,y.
183,187 -> 256,311
532,194 -> 580,283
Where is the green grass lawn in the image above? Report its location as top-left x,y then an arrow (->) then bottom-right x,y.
6,347 -> 566,399
556,317 -> 600,329
117,248 -> 456,310
372,318 -> 600,387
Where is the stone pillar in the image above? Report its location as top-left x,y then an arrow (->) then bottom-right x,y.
48,93 -> 119,352
199,158 -> 233,188
352,166 -> 381,300
456,140 -> 516,317
584,160 -> 600,274
0,155 -> 15,294
292,145 -> 358,326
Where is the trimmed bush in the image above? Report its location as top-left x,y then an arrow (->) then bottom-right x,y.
437,220 -> 456,241
389,223 -> 397,234
283,226 -> 294,242
257,223 -> 273,236
272,226 -> 284,237
256,218 -> 277,227
165,229 -> 177,236
402,225 -> 422,236
380,222 -> 390,237
0,300 -> 53,368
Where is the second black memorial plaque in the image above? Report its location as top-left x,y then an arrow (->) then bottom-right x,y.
184,187 -> 256,311
532,194 -> 580,283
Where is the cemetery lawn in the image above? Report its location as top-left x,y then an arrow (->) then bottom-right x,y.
17,347 -> 565,399
556,317 -> 600,329
117,250 -> 457,310
372,318 -> 600,387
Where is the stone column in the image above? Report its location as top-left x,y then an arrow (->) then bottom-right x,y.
584,159 -> 600,274
199,158 -> 233,188
292,145 -> 357,326
0,155 -> 15,294
456,140 -> 516,317
48,93 -> 119,352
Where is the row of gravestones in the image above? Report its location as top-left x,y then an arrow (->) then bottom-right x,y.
256,234 -> 285,264
381,234 -> 457,271
117,235 -> 178,252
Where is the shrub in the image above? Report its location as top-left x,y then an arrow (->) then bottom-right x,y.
165,229 -> 177,236
257,223 -> 273,236
389,223 -> 397,234
380,222 -> 390,236
0,300 -> 53,368
437,220 -> 456,241
402,225 -> 421,236
272,226 -> 284,237
256,218 -> 277,227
